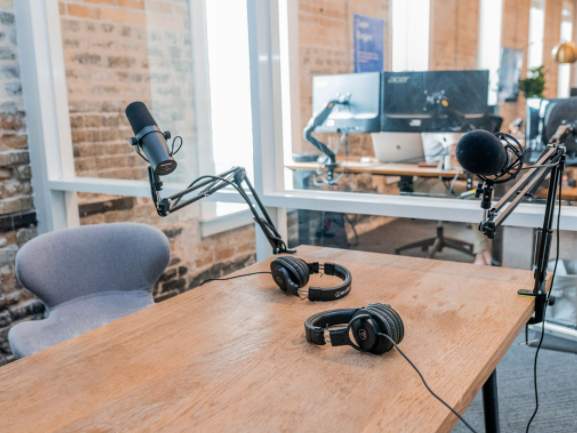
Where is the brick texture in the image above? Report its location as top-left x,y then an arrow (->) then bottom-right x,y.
0,1 -> 38,365
59,0 -> 257,309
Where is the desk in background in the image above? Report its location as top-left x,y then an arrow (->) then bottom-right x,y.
0,246 -> 538,432
535,185 -> 577,201
285,160 -> 483,258
285,159 -> 466,180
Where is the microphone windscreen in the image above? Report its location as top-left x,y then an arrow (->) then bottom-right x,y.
456,130 -> 507,176
125,102 -> 157,135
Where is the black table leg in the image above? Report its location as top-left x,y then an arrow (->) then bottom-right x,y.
482,369 -> 500,433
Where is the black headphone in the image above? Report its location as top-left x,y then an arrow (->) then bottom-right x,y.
270,256 -> 352,302
305,303 -> 404,354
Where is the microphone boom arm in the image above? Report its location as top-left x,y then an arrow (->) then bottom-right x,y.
303,94 -> 350,184
476,125 -> 574,324
148,166 -> 295,256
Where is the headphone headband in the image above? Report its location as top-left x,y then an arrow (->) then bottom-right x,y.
307,262 -> 352,301
270,257 -> 352,302
305,308 -> 358,345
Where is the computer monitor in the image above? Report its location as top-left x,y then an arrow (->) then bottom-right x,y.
381,70 -> 491,132
526,97 -> 577,154
312,72 -> 381,133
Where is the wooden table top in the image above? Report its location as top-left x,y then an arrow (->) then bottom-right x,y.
0,246 -> 537,433
285,159 -> 466,178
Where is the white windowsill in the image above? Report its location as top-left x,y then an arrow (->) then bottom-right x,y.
199,209 -> 254,238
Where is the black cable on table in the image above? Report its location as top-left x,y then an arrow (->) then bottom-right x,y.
379,333 -> 478,433
200,271 -> 272,286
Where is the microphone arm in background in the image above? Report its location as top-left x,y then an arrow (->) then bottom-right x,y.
147,165 -> 295,256
303,94 -> 350,184
476,124 -> 575,324
426,92 -> 474,132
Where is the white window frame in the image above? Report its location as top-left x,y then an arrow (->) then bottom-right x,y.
189,0 -> 254,235
18,0 -> 577,264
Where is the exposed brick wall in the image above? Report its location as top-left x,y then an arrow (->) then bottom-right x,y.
0,0 -> 42,365
59,0 -> 257,303
429,0 -> 480,71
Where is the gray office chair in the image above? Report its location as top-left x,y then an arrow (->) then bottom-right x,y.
8,222 -> 170,359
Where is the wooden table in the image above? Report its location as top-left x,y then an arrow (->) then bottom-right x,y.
285,159 -> 466,178
0,246 -> 538,433
535,185 -> 577,201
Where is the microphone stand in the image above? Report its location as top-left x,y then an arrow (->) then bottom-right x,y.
147,165 -> 295,256
475,125 -> 573,324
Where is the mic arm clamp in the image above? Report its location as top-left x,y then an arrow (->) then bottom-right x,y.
147,166 -> 295,256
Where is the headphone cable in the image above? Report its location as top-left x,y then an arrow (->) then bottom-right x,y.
380,333 -> 478,433
199,271 -> 272,286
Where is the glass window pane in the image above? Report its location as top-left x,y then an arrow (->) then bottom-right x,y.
60,0 -> 253,185
557,1 -> 574,98
527,1 -> 545,70
275,0 -> 577,229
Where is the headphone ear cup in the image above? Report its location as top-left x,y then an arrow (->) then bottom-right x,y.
270,257 -> 310,295
270,264 -> 298,293
274,257 -> 310,287
361,304 -> 404,355
350,310 -> 379,352
380,304 -> 405,344
287,257 -> 310,287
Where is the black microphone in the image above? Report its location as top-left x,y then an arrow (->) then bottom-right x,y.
456,130 -> 517,177
125,102 -> 177,176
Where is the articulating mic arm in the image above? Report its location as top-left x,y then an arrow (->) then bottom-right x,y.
147,166 -> 295,255
476,124 -> 574,324
426,92 -> 474,132
303,94 -> 350,183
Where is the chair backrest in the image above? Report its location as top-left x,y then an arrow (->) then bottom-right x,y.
16,222 -> 170,307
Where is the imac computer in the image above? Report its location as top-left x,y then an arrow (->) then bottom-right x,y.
526,97 -> 577,157
380,70 -> 491,133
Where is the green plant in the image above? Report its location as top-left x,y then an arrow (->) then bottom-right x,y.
518,66 -> 545,98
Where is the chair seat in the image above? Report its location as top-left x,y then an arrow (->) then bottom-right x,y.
8,290 -> 154,359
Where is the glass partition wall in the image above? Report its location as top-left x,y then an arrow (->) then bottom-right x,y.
17,0 -> 577,264
274,0 -> 577,237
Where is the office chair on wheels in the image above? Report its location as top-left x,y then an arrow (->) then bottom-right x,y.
395,117 -> 503,260
395,220 -> 474,258
8,222 -> 170,359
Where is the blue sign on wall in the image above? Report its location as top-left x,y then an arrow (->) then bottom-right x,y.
353,14 -> 384,73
